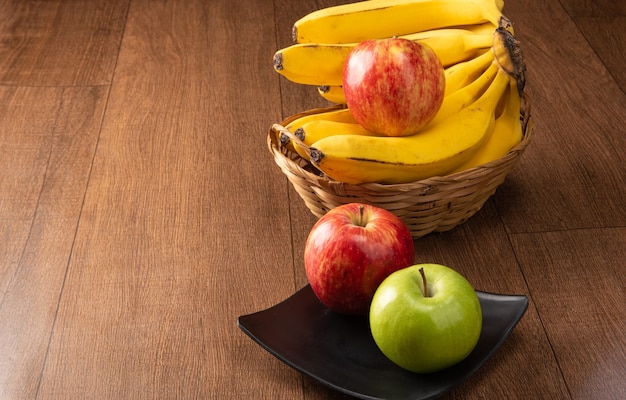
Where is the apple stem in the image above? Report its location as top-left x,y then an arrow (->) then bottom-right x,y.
358,205 -> 365,227
419,267 -> 430,298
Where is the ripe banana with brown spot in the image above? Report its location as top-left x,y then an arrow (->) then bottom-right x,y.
274,29 -> 494,86
318,85 -> 347,104
307,67 -> 511,184
492,26 -> 525,93
292,0 -> 504,44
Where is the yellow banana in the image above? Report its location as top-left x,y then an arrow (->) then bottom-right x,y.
444,48 -> 494,95
293,0 -> 503,44
292,120 -> 382,160
283,109 -> 355,159
278,107 -> 356,151
308,67 -> 511,184
448,15 -> 517,35
318,85 -> 346,104
284,107 -> 356,132
274,30 -> 494,86
451,79 -> 523,172
426,60 -> 499,127
298,120 -> 379,145
450,21 -> 498,35
316,49 -> 494,104
277,107 -> 355,152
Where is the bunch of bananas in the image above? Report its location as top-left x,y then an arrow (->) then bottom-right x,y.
272,0 -> 526,185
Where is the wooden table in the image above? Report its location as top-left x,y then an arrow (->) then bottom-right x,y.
1,0 -> 624,399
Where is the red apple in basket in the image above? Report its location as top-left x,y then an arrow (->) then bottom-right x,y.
343,37 -> 445,137
304,203 -> 415,315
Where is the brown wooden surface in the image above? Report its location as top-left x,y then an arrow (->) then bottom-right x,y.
0,0 -> 624,399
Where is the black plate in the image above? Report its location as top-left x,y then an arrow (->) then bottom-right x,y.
238,285 -> 528,400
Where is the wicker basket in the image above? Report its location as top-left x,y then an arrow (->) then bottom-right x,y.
268,97 -> 534,239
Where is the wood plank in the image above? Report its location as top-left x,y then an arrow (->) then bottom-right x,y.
35,1 -> 301,398
559,0 -> 626,17
573,16 -> 626,92
0,0 -> 621,399
0,86 -> 107,399
511,228 -> 626,399
0,0 -> 129,86
494,0 -> 626,233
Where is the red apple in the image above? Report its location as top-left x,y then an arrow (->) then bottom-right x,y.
343,37 -> 445,137
304,203 -> 415,315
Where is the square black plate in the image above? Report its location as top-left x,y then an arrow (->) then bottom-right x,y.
238,285 -> 528,400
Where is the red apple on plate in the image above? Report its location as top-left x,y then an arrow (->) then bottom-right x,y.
304,203 -> 415,315
369,263 -> 482,373
343,37 -> 445,137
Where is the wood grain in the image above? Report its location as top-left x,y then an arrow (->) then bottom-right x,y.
573,16 -> 626,92
0,0 -> 129,86
559,0 -> 626,17
33,1 -> 298,398
511,228 -> 626,399
494,0 -> 626,233
0,0 -> 624,399
0,86 -> 107,399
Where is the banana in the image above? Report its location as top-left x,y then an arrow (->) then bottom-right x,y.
298,120 -> 378,145
282,109 -> 358,160
451,79 -> 523,172
292,120 -> 382,160
307,67 -> 511,184
274,30 -> 494,86
497,14 -> 515,35
444,48 -> 494,95
426,59 -> 499,128
315,49 -> 494,104
293,0 -> 504,44
492,26 -> 525,94
318,85 -> 346,104
450,21 -> 498,36
276,107 -> 354,153
284,107 -> 356,133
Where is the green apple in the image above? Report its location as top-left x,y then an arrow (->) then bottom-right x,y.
369,263 -> 482,374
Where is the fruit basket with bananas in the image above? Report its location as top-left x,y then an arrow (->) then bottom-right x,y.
268,0 -> 534,239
